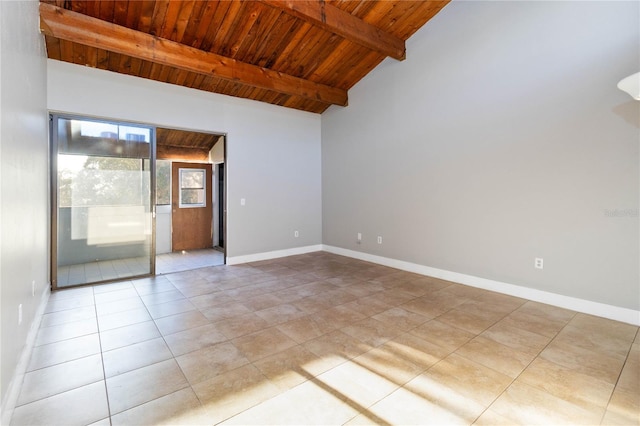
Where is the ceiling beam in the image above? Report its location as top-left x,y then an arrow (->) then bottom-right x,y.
39,3 -> 348,107
260,0 -> 405,61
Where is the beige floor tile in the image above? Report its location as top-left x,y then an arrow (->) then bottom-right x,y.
401,290 -> 465,318
351,385 -> 479,425
601,408 -> 640,425
372,288 -> 418,307
40,305 -> 96,328
518,358 -> 615,411
139,289 -> 185,305
132,279 -> 177,296
253,345 -> 331,390
94,288 -> 139,305
500,310 -> 567,338
93,281 -> 133,294
86,417 -> 111,426
95,297 -> 146,317
189,291 -> 235,309
255,303 -> 307,326
481,321 -> 552,355
341,295 -> 394,317
357,332 -> 449,385
48,286 -> 94,301
316,360 -> 399,408
540,340 -> 626,384
342,281 -> 386,298
176,342 -> 250,385
489,381 -> 604,425
232,327 -> 298,361
154,310 -> 210,335
10,381 -> 109,426
291,295 -> 335,314
419,353 -> 512,407
35,318 -> 98,346
216,312 -> 270,339
605,387 -> 640,424
27,333 -> 100,373
372,307 -> 430,332
200,302 -> 252,322
103,337 -> 173,378
314,305 -> 368,329
44,295 -> 95,314
106,359 -> 189,414
473,408 -> 514,425
164,323 -> 227,356
277,315 -> 335,343
515,301 -> 576,323
471,292 -> 527,312
304,330 -> 371,364
221,379 -> 360,425
97,307 -> 151,332
569,313 -> 638,340
99,320 -> 160,351
242,292 -> 285,311
341,317 -> 404,347
17,354 -> 104,406
409,319 -> 475,352
194,364 -> 280,424
617,345 -> 639,394
554,324 -> 634,360
145,298 -> 197,319
455,335 -> 535,378
436,308 -> 503,335
111,387 -> 210,425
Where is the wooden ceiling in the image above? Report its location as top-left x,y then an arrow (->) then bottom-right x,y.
39,0 -> 449,114
156,127 -> 222,160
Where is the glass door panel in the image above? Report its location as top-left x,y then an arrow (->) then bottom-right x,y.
53,116 -> 154,287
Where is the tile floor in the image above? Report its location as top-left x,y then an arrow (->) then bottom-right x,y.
57,248 -> 225,286
11,252 -> 639,425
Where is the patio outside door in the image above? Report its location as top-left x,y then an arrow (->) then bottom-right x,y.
52,115 -> 155,288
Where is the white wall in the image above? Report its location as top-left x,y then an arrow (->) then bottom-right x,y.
0,0 -> 49,417
322,1 -> 639,312
47,60 -> 322,259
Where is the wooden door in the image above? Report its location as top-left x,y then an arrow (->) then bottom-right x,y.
171,162 -> 213,251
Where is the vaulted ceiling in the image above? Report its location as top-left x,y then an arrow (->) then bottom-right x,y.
39,0 -> 449,114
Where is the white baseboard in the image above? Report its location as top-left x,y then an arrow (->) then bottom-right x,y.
322,245 -> 640,326
226,244 -> 323,265
1,285 -> 51,425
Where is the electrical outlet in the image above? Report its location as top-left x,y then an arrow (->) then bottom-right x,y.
377,236 -> 383,244
294,230 -> 299,238
357,232 -> 362,241
535,257 -> 544,269
32,280 -> 35,297
18,304 -> 23,325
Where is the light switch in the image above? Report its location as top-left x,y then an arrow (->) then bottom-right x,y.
241,198 -> 246,206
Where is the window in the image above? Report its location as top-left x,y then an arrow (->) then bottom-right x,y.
179,168 -> 206,207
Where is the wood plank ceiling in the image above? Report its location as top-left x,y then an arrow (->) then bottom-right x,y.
40,0 -> 449,114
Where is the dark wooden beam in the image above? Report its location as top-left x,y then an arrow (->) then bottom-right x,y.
157,145 -> 210,161
39,3 -> 348,106
260,0 -> 405,61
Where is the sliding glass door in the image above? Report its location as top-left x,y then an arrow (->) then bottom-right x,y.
51,115 -> 155,288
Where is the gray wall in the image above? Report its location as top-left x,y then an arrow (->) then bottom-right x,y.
322,1 -> 639,310
48,60 -> 322,260
0,0 -> 49,405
